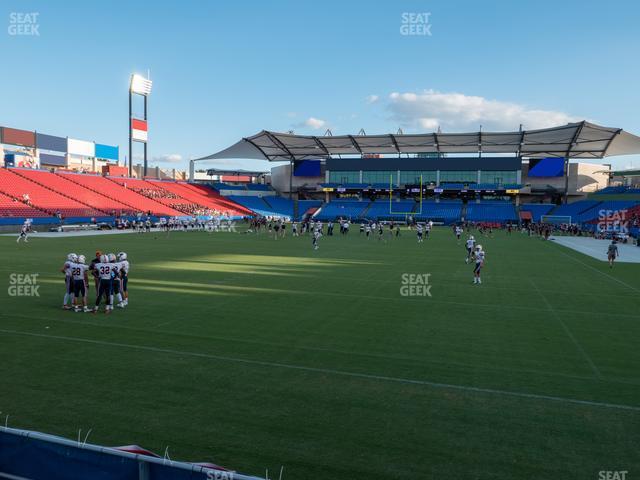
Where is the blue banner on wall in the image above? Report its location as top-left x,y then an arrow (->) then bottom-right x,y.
40,152 -> 67,166
36,133 -> 67,152
95,143 -> 119,161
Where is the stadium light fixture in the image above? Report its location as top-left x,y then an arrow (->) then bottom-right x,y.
129,73 -> 152,177
130,74 -> 153,96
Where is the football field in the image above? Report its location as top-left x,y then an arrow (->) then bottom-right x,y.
1,227 -> 639,479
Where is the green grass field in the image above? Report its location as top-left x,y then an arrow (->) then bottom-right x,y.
1,227 -> 639,479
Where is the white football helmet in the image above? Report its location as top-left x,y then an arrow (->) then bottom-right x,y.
476,244 -> 483,251
78,255 -> 86,264
100,254 -> 108,263
108,253 -> 116,262
469,235 -> 474,240
67,253 -> 78,262
118,252 -> 127,261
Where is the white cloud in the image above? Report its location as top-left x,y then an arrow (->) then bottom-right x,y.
152,153 -> 183,164
386,89 -> 581,131
297,117 -> 327,130
366,94 -> 380,104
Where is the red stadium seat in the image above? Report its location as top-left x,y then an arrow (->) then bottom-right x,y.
59,173 -> 182,216
148,180 -> 252,215
0,191 -> 49,217
0,168 -> 104,217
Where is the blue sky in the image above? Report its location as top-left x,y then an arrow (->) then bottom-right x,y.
1,0 -> 639,171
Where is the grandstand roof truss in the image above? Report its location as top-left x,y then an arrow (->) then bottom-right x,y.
196,121 -> 640,162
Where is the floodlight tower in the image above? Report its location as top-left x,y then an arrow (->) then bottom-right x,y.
129,74 -> 153,177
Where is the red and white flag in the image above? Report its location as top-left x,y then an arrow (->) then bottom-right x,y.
132,119 -> 148,142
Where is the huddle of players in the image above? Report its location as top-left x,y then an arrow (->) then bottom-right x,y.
61,251 -> 130,313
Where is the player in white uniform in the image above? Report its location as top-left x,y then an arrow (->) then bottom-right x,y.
416,223 -> 424,243
61,253 -> 77,310
424,221 -> 431,239
465,235 -> 476,264
93,254 -> 114,313
472,244 -> 485,284
71,255 -> 91,312
117,252 -> 130,307
312,229 -> 321,250
455,226 -> 463,244
17,221 -> 30,243
106,253 -> 125,308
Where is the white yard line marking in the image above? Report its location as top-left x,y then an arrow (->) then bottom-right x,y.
549,243 -> 640,294
6,312 -> 637,386
1,328 -> 639,413
529,279 -> 602,380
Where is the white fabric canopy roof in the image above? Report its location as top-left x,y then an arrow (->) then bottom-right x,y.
195,121 -> 640,162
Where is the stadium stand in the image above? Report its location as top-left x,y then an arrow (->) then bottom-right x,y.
595,186 -> 640,195
262,196 -> 294,218
315,200 -> 369,220
147,181 -> 251,216
466,202 -> 517,222
107,176 -> 208,214
414,201 -> 462,224
298,200 -> 323,219
51,172 -> 140,215
211,182 -> 247,191
575,200 -> 640,222
245,184 -> 272,191
547,200 -> 601,220
520,203 -> 555,222
0,191 -> 48,217
65,174 -> 182,216
364,199 -> 416,220
0,168 -> 104,217
227,195 -> 275,217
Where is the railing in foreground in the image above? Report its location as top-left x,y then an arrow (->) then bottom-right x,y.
0,426 -> 265,480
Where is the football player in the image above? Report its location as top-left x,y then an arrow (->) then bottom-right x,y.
465,235 -> 476,264
16,221 -> 30,243
72,255 -> 90,312
472,244 -> 485,285
61,253 -> 77,310
93,254 -> 114,314
118,252 -> 130,307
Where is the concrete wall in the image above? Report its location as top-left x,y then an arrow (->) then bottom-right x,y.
271,164 -> 323,194
523,161 -> 609,194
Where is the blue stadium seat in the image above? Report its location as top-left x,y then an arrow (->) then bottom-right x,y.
245,184 -> 272,191
211,182 -> 247,191
575,200 -> 640,222
414,201 -> 463,224
315,201 -> 369,220
549,200 -> 601,220
466,202 -> 517,222
520,203 -> 555,221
